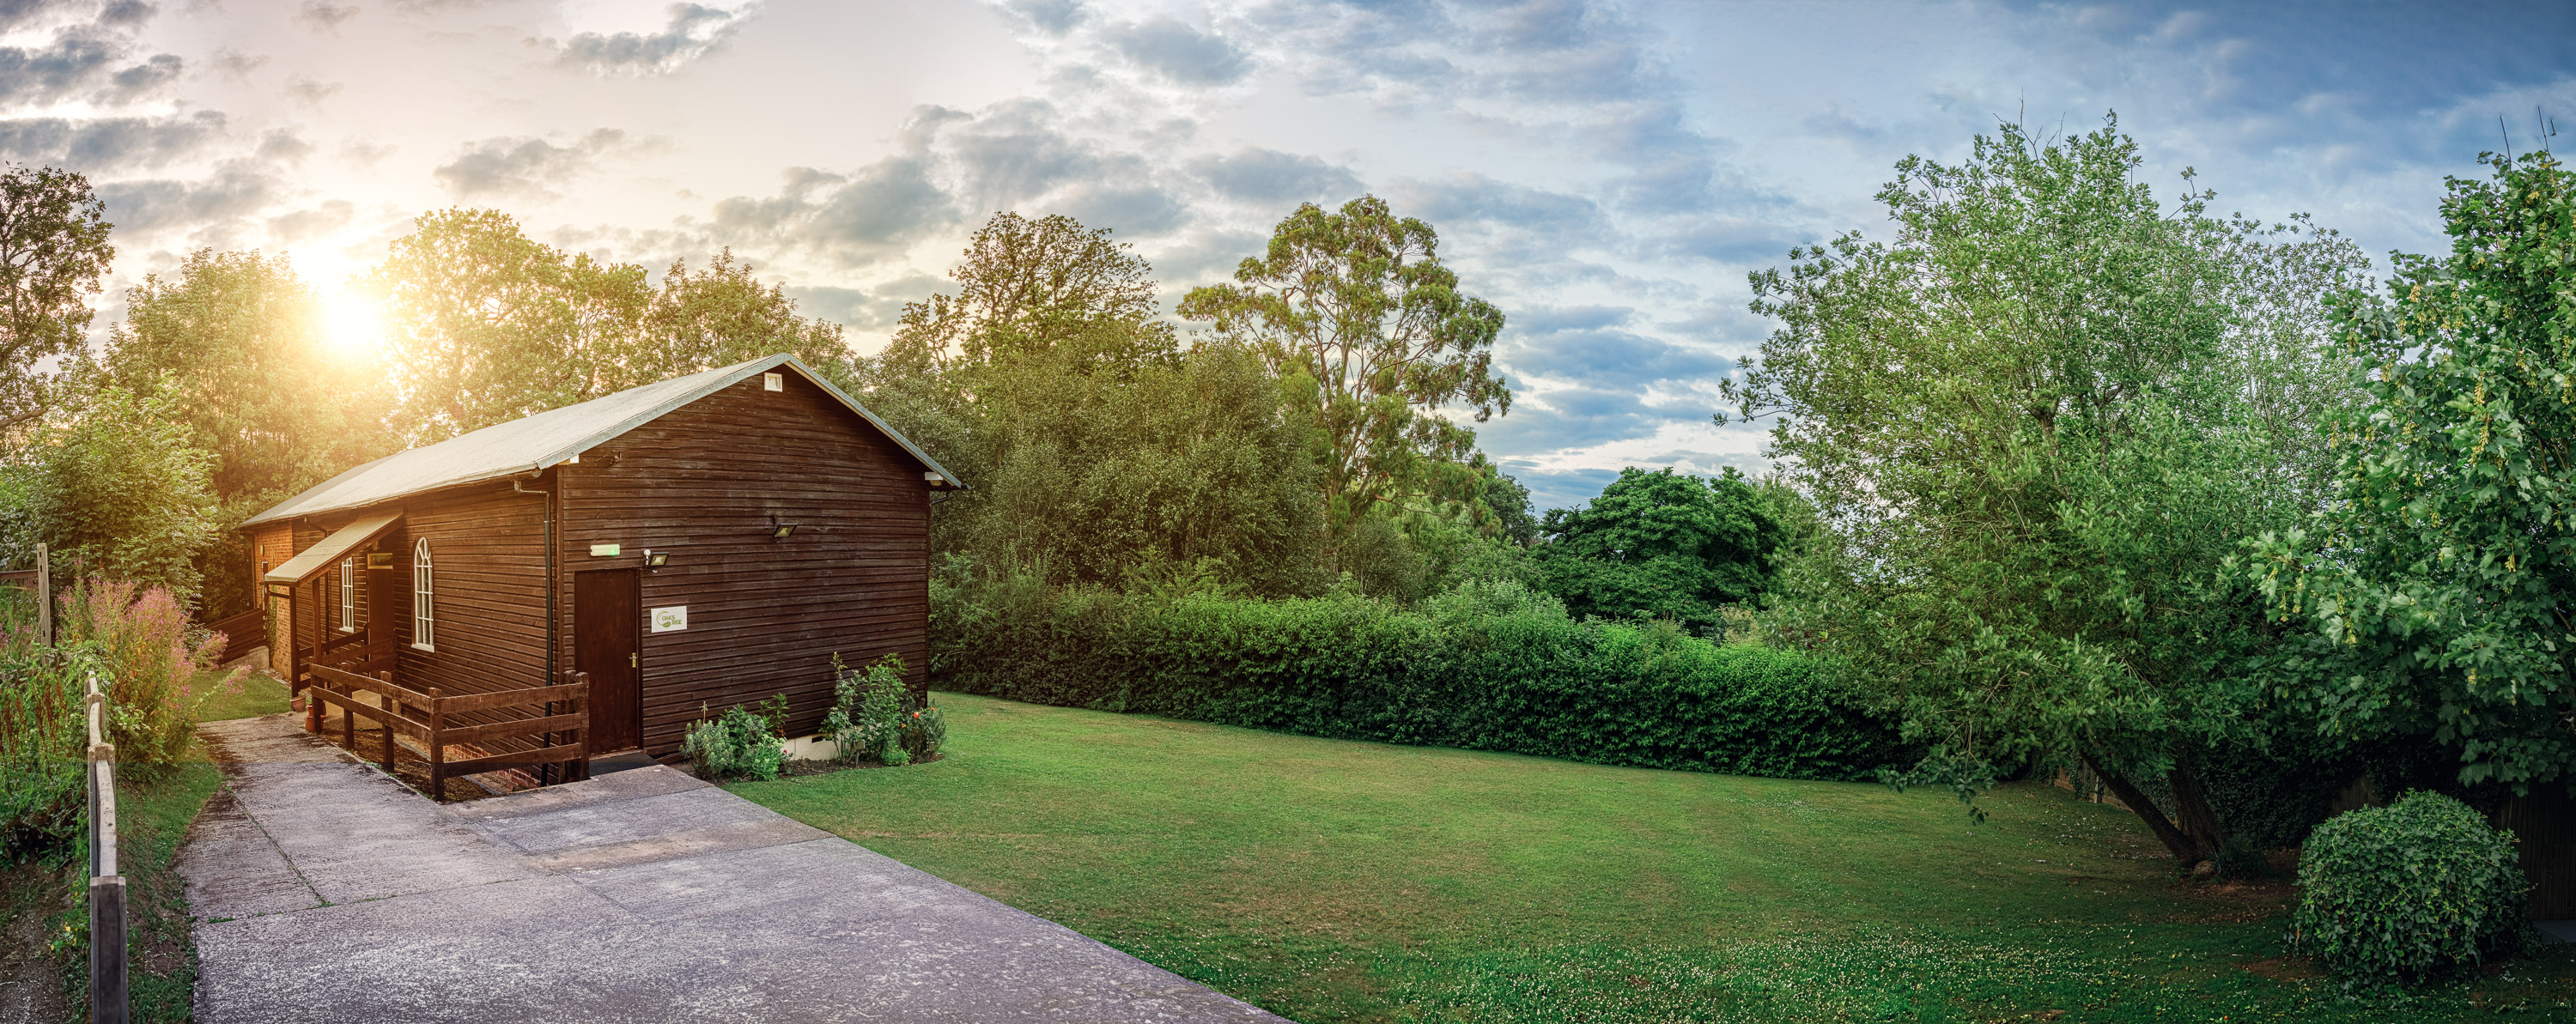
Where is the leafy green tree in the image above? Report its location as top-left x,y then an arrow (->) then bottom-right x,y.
0,163 -> 113,415
1179,196 -> 1510,538
1481,471 -> 1539,547
369,210 -> 850,443
2248,151 -> 2576,797
3,381 -> 218,597
879,212 -> 1177,378
1531,467 -> 1781,628
94,249 -> 397,615
630,250 -> 851,390
368,208 -> 651,443
1726,117 -> 2368,862
860,211 -> 1326,597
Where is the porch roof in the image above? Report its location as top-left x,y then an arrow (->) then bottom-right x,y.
264,509 -> 404,585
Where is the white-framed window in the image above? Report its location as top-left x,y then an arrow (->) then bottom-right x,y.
338,559 -> 355,632
412,538 -> 435,651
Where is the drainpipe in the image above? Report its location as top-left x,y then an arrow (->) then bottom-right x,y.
514,473 -> 558,783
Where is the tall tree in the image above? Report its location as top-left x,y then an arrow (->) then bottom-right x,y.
1179,196 -> 1510,538
2,382 -> 217,597
2249,150 -> 2576,797
878,212 -> 1176,379
1533,467 -> 1783,629
95,249 -> 396,615
630,250 -> 851,390
860,211 -> 1325,596
369,210 -> 848,443
1726,117 -> 2368,863
0,163 -> 113,415
367,209 -> 650,443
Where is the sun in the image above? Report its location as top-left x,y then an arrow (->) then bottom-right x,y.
315,285 -> 388,358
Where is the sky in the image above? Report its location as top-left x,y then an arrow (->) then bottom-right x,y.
7,0 -> 2572,511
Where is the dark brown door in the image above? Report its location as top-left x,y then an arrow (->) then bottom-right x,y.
575,569 -> 642,752
365,567 -> 402,674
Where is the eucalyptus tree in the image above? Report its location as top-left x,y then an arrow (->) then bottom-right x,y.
1724,117 -> 2367,863
1179,196 -> 1510,539
2249,151 -> 2576,797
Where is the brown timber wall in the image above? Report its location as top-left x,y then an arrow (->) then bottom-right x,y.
557,371 -> 933,754
394,482 -> 550,702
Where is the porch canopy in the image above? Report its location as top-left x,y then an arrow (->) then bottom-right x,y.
264,509 -> 404,586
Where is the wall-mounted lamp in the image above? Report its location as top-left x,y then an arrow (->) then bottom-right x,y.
769,518 -> 798,540
642,549 -> 670,567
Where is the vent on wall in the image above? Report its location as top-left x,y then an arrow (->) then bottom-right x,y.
762,372 -> 783,391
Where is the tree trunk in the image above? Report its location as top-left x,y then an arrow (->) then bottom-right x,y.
2167,759 -> 2228,860
2082,754 -> 2206,864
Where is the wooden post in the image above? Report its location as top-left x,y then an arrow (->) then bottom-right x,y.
88,875 -> 126,1024
32,542 -> 47,645
339,672 -> 355,749
427,688 -> 444,802
84,670 -> 127,1024
572,670 -> 591,781
378,671 -> 397,771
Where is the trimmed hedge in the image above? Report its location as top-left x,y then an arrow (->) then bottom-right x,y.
2292,791 -> 2530,984
932,575 -> 1909,782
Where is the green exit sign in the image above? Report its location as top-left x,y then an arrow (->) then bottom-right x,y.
589,543 -> 621,557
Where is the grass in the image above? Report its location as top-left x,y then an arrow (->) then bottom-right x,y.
191,667 -> 289,724
2,668 -> 286,1021
736,692 -> 2576,1023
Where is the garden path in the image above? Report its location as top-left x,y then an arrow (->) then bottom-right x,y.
178,715 -> 1289,1023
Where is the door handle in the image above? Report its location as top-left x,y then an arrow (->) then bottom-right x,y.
629,652 -> 638,668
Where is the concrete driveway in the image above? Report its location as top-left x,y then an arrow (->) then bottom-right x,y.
180,716 -> 1290,1023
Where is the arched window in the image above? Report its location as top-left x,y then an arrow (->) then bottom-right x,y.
412,538 -> 435,651
338,559 -> 355,632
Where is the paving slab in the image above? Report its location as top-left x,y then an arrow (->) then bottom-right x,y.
184,714 -> 1291,1023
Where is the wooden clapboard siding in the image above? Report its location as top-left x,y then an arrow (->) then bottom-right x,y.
393,482 -> 551,705
2498,789 -> 2576,918
558,371 -> 933,754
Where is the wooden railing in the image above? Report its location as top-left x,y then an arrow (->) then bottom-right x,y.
305,664 -> 590,800
205,607 -> 266,665
84,670 -> 128,1024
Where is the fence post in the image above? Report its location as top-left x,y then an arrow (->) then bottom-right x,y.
378,671 -> 397,770
85,672 -> 128,1024
427,688 -> 444,802
33,542 -> 47,645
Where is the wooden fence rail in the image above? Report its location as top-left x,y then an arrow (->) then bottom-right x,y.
85,670 -> 127,1024
304,664 -> 590,800
205,606 -> 266,665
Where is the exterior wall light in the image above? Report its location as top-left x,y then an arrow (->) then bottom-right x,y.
770,519 -> 798,539
643,549 -> 670,567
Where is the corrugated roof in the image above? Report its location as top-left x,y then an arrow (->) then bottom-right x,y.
244,354 -> 962,528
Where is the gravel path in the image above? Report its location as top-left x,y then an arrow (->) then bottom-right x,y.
181,715 -> 1290,1023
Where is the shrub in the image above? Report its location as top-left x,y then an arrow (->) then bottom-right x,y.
820,654 -> 920,765
56,576 -> 242,766
933,572 -> 1908,782
681,703 -> 786,782
0,611 -> 82,861
898,695 -> 945,763
2292,791 -> 2530,984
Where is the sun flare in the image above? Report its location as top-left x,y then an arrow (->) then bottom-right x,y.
314,287 -> 387,358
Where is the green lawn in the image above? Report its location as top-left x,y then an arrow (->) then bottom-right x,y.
736,692 -> 2576,1023
191,667 -> 289,724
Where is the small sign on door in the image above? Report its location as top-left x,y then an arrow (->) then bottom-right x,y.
650,606 -> 688,633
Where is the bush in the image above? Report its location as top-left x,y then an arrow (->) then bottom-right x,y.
681,703 -> 786,782
820,654 -> 942,766
933,570 -> 1907,782
57,576 -> 241,766
2292,791 -> 2530,985
0,604 -> 82,861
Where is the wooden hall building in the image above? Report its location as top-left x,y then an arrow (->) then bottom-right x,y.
243,354 -> 963,765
